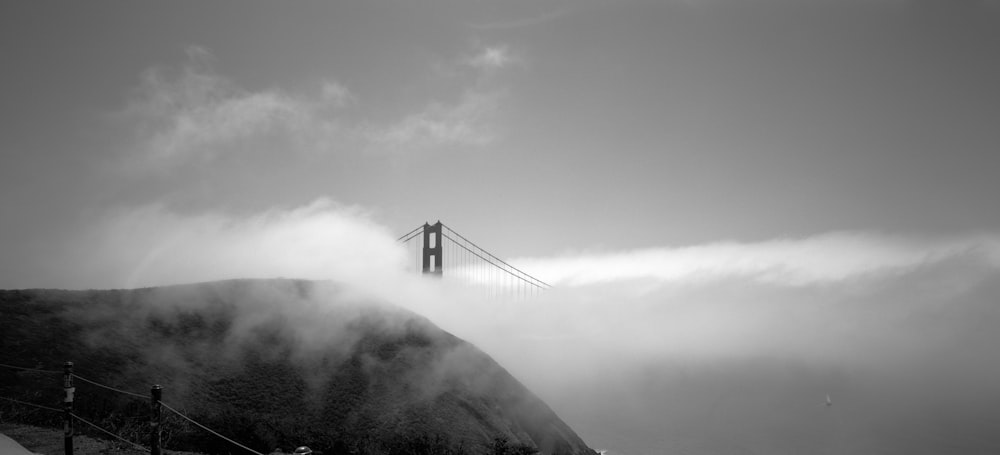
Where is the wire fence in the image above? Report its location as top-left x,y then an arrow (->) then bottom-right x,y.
70,412 -> 150,453
0,395 -> 61,413
71,373 -> 148,400
160,402 -> 264,455
0,361 -> 264,455
0,362 -> 62,375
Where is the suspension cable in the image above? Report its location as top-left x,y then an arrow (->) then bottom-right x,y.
395,225 -> 423,242
440,233 -> 546,289
400,229 -> 422,243
440,224 -> 550,288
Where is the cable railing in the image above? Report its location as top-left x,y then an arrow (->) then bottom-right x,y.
71,373 -> 148,400
0,362 -> 62,374
0,395 -> 62,413
0,361 -> 265,455
70,412 -> 151,453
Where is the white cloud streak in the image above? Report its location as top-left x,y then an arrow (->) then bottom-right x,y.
62,198 -> 407,290
321,80 -> 356,108
364,90 -> 501,149
468,46 -> 514,71
468,10 -> 570,30
364,44 -> 518,150
120,45 -> 513,162
121,47 -> 353,165
513,232 -> 1000,287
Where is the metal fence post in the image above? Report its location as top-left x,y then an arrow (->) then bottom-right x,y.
150,384 -> 163,455
63,361 -> 74,455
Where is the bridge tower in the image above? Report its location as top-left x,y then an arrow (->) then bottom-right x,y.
422,221 -> 443,277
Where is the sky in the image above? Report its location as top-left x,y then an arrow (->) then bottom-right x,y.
3,1 -> 1000,454
3,0 -> 1000,287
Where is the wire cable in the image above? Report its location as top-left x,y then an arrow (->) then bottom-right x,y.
396,225 -> 423,242
72,374 -> 148,400
0,395 -> 62,413
0,362 -> 62,374
159,402 -> 264,455
70,413 -> 150,453
440,224 -> 551,288
442,232 -> 541,289
400,230 -> 422,244
440,233 -> 545,289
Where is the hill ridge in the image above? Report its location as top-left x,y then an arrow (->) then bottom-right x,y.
0,279 -> 595,455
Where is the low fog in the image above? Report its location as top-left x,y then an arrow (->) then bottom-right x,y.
24,200 -> 1000,454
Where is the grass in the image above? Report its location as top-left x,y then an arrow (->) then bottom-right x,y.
0,422 -> 204,455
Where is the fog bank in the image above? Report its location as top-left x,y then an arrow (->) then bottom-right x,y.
18,201 -> 1000,454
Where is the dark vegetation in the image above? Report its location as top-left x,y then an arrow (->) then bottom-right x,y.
0,279 -> 595,455
0,422 -> 200,455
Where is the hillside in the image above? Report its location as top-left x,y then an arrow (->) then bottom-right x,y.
0,279 -> 595,455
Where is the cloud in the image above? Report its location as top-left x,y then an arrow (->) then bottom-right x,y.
362,43 -> 521,150
184,44 -> 215,63
119,46 -> 355,166
53,198 -> 408,290
119,45 -> 511,162
468,45 -> 515,71
468,10 -> 569,30
512,231 -> 999,288
321,80 -> 356,108
363,90 -> 501,149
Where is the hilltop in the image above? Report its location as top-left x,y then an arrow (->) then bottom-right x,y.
0,279 -> 595,455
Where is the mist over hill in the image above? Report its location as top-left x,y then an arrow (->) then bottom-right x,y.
0,279 -> 595,455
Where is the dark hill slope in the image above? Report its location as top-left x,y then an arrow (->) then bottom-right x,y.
0,279 -> 594,455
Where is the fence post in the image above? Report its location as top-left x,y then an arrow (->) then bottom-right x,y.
150,385 -> 163,455
63,361 -> 74,455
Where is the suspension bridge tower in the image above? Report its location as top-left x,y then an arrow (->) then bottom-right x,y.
399,220 -> 551,298
422,221 -> 443,277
